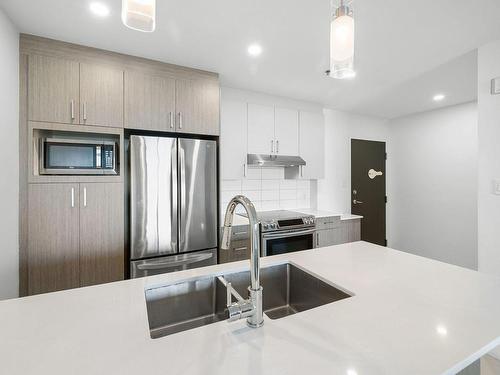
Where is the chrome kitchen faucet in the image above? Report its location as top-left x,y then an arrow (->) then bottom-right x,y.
220,195 -> 264,328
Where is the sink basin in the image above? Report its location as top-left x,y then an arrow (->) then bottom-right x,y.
145,263 -> 352,339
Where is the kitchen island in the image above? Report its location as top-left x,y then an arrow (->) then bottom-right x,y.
2,241 -> 500,375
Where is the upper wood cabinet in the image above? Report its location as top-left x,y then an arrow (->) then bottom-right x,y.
175,78 -> 220,135
79,183 -> 124,287
299,111 -> 325,179
28,55 -> 124,127
275,107 -> 299,156
124,70 -> 176,131
28,183 -> 80,295
80,63 -> 124,128
28,55 -> 80,124
248,103 -> 275,155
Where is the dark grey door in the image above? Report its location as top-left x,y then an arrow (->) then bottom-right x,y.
351,139 -> 386,246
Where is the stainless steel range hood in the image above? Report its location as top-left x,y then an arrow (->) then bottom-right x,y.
247,154 -> 306,168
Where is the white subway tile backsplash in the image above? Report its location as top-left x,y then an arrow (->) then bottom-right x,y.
221,180 -> 242,191
242,179 -> 261,190
222,170 -> 312,213
261,168 -> 284,180
261,189 -> 279,201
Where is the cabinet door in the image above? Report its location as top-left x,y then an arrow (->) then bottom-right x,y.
175,78 -> 220,135
124,71 -> 176,131
80,63 -> 124,127
248,103 -> 275,155
28,183 -> 80,295
316,228 -> 341,248
299,111 -> 325,179
220,99 -> 247,179
275,107 -> 299,156
79,183 -> 124,287
28,55 -> 79,124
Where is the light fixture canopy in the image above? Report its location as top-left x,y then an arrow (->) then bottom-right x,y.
122,0 -> 156,32
328,0 -> 355,79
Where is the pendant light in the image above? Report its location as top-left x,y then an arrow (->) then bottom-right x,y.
328,0 -> 355,79
122,0 -> 156,33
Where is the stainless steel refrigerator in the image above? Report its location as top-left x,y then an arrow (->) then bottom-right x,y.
129,135 -> 218,278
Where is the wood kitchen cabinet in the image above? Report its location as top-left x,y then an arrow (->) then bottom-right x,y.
79,183 -> 124,287
28,183 -> 80,295
28,55 -> 124,128
220,99 -> 248,179
28,54 -> 80,124
247,103 -> 275,154
80,63 -> 124,128
175,78 -> 220,135
299,111 -> 325,179
124,70 -> 176,131
27,182 -> 124,295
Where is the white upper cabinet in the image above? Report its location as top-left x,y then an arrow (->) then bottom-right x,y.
247,103 -> 275,155
299,111 -> 325,179
220,99 -> 247,180
274,107 -> 299,156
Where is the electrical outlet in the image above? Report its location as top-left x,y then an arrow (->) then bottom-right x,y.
494,179 -> 500,195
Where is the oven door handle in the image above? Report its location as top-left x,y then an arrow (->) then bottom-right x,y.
262,228 -> 316,240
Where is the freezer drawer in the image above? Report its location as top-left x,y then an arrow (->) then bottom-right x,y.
130,249 -> 217,278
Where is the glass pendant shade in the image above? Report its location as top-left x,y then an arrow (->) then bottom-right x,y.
122,0 -> 156,32
329,5 -> 355,79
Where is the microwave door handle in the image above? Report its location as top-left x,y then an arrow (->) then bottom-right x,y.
136,253 -> 213,270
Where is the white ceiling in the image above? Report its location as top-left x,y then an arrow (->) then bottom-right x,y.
2,0 -> 499,118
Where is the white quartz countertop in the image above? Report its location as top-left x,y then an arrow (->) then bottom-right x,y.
2,242 -> 500,375
231,209 -> 362,227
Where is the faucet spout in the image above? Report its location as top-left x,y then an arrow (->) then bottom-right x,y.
221,195 -> 264,328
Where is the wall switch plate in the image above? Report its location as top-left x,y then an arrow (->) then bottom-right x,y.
494,179 -> 500,195
491,77 -> 500,95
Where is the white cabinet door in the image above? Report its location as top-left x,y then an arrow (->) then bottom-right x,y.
275,107 -> 299,156
221,99 -> 247,179
299,111 -> 325,179
248,103 -> 275,155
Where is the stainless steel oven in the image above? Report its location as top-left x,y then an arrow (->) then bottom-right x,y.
262,227 -> 316,256
40,137 -> 118,175
239,210 -> 316,257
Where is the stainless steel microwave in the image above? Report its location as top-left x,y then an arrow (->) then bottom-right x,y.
39,138 -> 118,175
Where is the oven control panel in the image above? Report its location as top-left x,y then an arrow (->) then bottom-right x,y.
261,216 -> 316,232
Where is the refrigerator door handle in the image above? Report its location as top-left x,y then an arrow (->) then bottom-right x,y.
171,140 -> 178,251
136,253 -> 213,270
179,145 -> 187,250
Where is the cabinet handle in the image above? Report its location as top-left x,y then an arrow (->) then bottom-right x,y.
83,187 -> 87,207
243,163 -> 247,177
316,232 -> 320,247
71,188 -> 75,208
233,247 -> 248,252
70,100 -> 75,120
300,165 -> 304,178
271,140 -> 274,154
169,112 -> 174,129
276,140 -> 279,154
178,112 -> 183,129
83,102 -> 87,121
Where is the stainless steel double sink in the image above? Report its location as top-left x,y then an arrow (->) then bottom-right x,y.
145,263 -> 352,339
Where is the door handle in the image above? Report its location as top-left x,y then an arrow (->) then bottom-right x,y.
83,102 -> 87,121
71,187 -> 75,208
70,100 -> 75,120
169,112 -> 174,129
353,199 -> 363,204
178,112 -> 183,129
83,187 -> 87,207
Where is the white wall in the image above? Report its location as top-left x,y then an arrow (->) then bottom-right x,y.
387,103 -> 478,269
478,40 -> 500,276
0,8 -> 19,300
317,109 -> 390,213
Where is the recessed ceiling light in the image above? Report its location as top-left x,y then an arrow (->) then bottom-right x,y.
247,43 -> 263,57
90,2 -> 110,17
436,325 -> 448,336
433,94 -> 446,102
